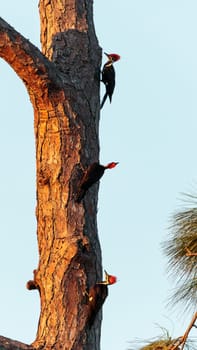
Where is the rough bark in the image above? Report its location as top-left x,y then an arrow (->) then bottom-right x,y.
0,336 -> 33,350
0,0 -> 102,349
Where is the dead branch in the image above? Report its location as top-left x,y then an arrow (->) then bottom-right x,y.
0,17 -> 63,98
0,335 -> 34,349
185,247 -> 197,257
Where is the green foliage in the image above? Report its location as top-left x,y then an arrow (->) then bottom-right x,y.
129,329 -> 177,350
130,338 -> 177,350
138,339 -> 173,349
138,340 -> 195,349
130,196 -> 197,350
130,334 -> 196,350
162,198 -> 197,310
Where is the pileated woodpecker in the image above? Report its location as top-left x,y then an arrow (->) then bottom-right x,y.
87,271 -> 117,327
76,161 -> 118,203
100,52 -> 120,109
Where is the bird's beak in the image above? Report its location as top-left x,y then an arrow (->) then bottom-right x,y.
104,52 -> 110,58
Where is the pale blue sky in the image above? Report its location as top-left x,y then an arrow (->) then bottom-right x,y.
0,1 -> 197,349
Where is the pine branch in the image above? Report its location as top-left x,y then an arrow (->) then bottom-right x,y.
163,206 -> 197,310
0,335 -> 34,349
170,312 -> 197,350
0,17 -> 63,97
185,247 -> 197,257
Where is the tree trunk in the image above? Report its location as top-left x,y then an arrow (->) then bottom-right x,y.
0,0 -> 102,349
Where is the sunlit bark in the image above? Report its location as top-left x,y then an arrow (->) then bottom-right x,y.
0,0 -> 102,349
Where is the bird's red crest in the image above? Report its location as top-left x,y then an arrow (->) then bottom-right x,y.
108,275 -> 117,285
105,53 -> 121,62
106,162 -> 119,169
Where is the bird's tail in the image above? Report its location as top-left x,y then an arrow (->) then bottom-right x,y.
100,92 -> 108,109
